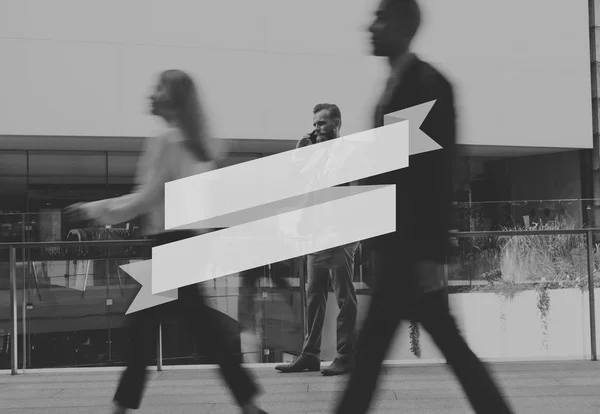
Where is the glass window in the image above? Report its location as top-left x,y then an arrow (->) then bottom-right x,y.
107,151 -> 140,186
0,151 -> 28,245
0,151 -> 27,213
28,151 -> 107,208
106,151 -> 142,234
27,151 -> 108,244
28,151 -> 107,185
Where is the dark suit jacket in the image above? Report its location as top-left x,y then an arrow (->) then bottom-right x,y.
364,55 -> 457,269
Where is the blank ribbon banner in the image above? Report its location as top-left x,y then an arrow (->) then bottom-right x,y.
121,101 -> 441,314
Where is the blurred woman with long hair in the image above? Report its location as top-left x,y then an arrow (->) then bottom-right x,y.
66,69 -> 267,414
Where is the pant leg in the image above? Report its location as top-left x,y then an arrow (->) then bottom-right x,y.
419,290 -> 514,414
113,306 -> 161,409
178,284 -> 260,407
334,256 -> 408,414
300,253 -> 331,358
330,243 -> 358,358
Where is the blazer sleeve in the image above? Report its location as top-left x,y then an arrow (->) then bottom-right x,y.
81,135 -> 175,226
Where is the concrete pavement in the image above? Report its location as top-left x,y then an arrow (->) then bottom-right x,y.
1,361 -> 600,413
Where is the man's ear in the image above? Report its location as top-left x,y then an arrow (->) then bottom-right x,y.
335,118 -> 342,129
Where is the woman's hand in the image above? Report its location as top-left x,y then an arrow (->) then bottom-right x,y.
64,202 -> 91,223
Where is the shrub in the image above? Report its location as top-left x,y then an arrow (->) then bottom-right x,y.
472,220 -> 599,290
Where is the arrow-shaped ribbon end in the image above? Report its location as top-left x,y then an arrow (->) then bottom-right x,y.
120,260 -> 178,315
383,100 -> 442,156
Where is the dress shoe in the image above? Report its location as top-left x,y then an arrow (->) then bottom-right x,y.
274,354 -> 320,373
320,356 -> 354,376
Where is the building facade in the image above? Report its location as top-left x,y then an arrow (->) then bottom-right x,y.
0,0 -> 596,369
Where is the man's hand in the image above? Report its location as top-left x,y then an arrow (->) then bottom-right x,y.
296,135 -> 313,149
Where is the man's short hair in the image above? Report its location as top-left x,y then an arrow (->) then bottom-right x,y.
313,103 -> 341,123
390,0 -> 421,40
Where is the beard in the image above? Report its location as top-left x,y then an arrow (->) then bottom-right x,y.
316,130 -> 336,142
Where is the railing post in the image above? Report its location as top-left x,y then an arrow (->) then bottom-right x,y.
22,273 -> 26,373
299,257 -> 307,337
587,230 -> 597,361
260,265 -> 269,363
156,322 -> 163,371
106,248 -> 111,363
9,246 -> 18,375
21,214 -> 27,373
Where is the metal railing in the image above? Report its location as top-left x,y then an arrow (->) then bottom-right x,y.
1,239 -> 152,375
1,228 -> 599,374
0,238 -> 307,375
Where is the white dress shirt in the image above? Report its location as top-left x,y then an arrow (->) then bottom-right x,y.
82,126 -> 216,236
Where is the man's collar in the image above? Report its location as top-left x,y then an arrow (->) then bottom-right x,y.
390,52 -> 416,77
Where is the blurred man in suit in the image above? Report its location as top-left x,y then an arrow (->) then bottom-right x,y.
275,103 -> 359,376
334,1 -> 514,413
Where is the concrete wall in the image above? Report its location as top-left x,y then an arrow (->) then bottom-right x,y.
320,288 -> 596,362
0,0 -> 592,151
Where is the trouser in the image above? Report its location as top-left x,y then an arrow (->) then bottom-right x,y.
113,230 -> 260,410
334,251 -> 514,414
301,242 -> 358,359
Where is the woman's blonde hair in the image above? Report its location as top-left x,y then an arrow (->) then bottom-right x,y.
159,69 -> 226,162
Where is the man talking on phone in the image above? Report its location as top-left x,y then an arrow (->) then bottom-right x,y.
275,103 -> 359,376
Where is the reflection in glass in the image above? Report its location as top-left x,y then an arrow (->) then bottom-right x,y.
0,245 -> 150,370
453,200 -> 584,232
0,151 -> 27,213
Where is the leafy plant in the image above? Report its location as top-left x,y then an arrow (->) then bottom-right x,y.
496,221 -> 583,285
536,281 -> 550,350
409,320 -> 421,358
474,220 -> 594,289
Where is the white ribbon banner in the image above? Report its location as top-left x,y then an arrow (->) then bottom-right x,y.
121,101 -> 441,314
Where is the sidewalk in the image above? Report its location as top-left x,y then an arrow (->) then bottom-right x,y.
1,361 -> 600,413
